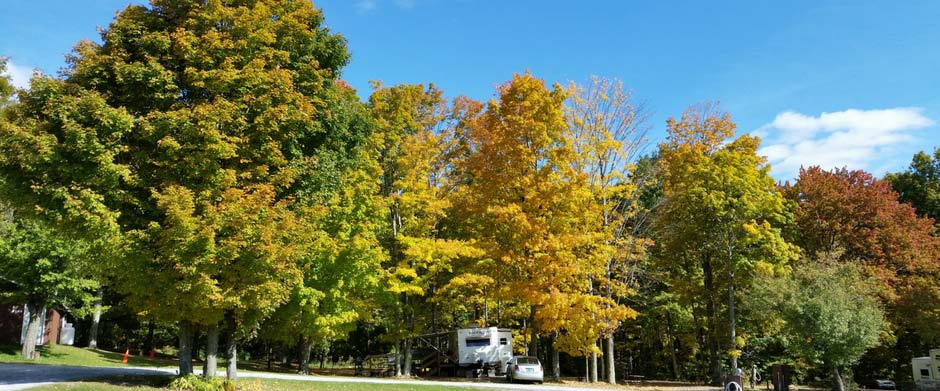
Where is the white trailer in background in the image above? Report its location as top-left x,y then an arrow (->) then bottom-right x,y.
912,349 -> 940,391
455,327 -> 513,369
413,326 -> 513,377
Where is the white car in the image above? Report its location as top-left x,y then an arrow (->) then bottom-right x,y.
875,380 -> 896,390
506,356 -> 544,384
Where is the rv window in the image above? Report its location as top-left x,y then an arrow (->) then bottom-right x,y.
466,338 -> 490,347
499,338 -> 508,345
921,369 -> 931,378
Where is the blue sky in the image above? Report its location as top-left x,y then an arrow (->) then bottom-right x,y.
2,0 -> 938,181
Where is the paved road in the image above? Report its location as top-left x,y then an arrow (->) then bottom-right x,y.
0,363 -> 720,391
0,363 -> 175,390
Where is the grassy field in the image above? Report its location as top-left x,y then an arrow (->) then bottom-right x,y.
26,374 -> 488,391
0,345 -> 178,368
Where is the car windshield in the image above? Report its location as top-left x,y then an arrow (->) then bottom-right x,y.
516,357 -> 539,365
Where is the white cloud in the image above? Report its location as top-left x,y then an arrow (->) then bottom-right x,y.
1,60 -> 34,90
755,108 -> 936,181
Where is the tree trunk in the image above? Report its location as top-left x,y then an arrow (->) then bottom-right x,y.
584,355 -> 589,382
224,313 -> 237,380
266,344 -> 272,371
703,256 -> 721,386
21,302 -> 43,359
590,344 -> 598,382
667,312 -> 680,380
204,324 -> 219,378
527,306 -> 538,357
300,338 -> 312,375
395,339 -> 403,376
88,288 -> 102,350
178,322 -> 194,376
402,338 -> 413,377
606,334 -> 616,384
552,332 -> 560,381
729,246 -> 738,372
831,366 -> 845,391
147,320 -> 155,357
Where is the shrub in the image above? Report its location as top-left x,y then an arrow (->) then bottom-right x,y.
168,375 -> 235,391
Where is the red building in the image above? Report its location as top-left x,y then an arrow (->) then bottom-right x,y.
0,303 -> 74,346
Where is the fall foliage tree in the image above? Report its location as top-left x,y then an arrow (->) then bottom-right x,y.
654,104 -> 798,384
782,167 -> 940,301
566,76 -> 651,383
452,73 -> 635,377
0,0 -> 365,378
369,82 -> 483,376
783,166 -> 940,386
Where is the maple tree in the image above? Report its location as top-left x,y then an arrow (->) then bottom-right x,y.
782,167 -> 940,301
566,76 -> 651,383
262,144 -> 387,375
369,82 -> 482,376
451,73 -> 636,379
783,166 -> 940,386
0,0 -> 364,378
654,104 -> 798,385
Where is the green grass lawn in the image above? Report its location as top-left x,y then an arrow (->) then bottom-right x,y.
0,344 -> 178,368
26,375 -> 488,391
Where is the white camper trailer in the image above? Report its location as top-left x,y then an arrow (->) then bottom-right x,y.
413,326 -> 513,377
455,327 -> 513,368
912,349 -> 940,391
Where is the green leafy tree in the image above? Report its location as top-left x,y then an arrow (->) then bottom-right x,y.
0,58 -> 15,105
886,149 -> 940,220
0,215 -> 98,359
0,0 -> 364,378
262,142 -> 387,375
755,261 -> 884,391
654,104 -> 798,384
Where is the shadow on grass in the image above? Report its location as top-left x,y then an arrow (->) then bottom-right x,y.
0,345 -> 67,360
86,349 -> 178,368
0,345 -> 18,356
77,374 -> 175,388
238,360 -> 300,374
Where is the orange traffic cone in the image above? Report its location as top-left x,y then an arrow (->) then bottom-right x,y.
122,349 -> 129,364
149,348 -> 155,361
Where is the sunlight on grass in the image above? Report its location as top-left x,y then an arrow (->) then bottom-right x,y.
0,345 -> 177,368
28,376 -> 486,391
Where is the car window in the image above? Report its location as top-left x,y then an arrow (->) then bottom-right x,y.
517,357 -> 539,365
